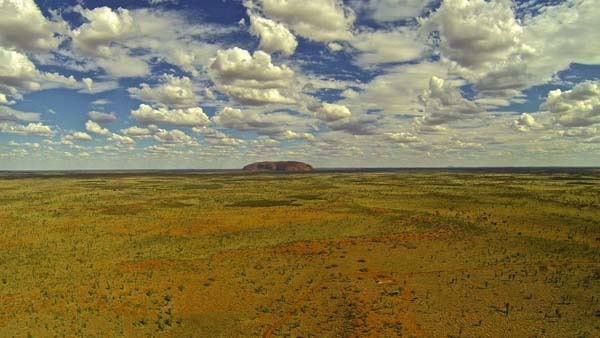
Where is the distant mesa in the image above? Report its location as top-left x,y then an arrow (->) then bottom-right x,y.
243,161 -> 314,172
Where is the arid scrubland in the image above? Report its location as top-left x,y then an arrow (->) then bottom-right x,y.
0,170 -> 599,337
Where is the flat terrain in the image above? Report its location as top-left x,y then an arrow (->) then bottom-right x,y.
0,170 -> 599,337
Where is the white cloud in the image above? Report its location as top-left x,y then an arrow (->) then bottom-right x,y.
0,0 -> 63,51
416,76 -> 480,127
94,48 -> 150,78
78,78 -> 120,94
383,132 -> 421,143
90,99 -> 111,106
248,11 -> 297,56
0,47 -> 82,102
196,128 -> 247,147
69,6 -> 231,78
108,133 -> 136,146
145,144 -> 170,154
85,120 -> 111,136
212,106 -> 298,135
421,0 -> 600,103
327,42 -> 344,52
153,129 -> 197,145
421,0 -> 536,99
131,104 -> 210,127
72,6 -> 137,58
147,0 -> 178,4
524,0 -> 600,85
271,130 -> 315,142
208,47 -> 297,105
326,115 -> 379,135
351,27 -> 426,66
88,111 -> 118,123
0,122 -> 55,137
64,131 -> 93,142
513,113 -> 543,132
314,103 -> 352,122
541,81 -> 600,127
245,0 -> 355,42
127,9 -> 230,77
0,47 -> 43,99
128,74 -> 198,108
121,126 -> 154,137
350,0 -> 432,22
341,61 -> 448,116
422,0 -> 529,72
561,127 -> 597,139
83,78 -> 93,91
0,106 -> 40,122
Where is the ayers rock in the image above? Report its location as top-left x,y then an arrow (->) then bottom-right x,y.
243,161 -> 314,172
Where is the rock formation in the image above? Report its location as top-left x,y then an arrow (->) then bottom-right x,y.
243,161 -> 314,172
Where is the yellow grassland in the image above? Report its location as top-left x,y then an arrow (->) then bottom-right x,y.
0,171 -> 599,337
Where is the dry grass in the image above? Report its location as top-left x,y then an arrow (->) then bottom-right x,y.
0,170 -> 599,337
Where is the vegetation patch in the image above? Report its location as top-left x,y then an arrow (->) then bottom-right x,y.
226,199 -> 300,208
287,194 -> 324,200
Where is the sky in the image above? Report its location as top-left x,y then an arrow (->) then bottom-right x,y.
0,0 -> 599,170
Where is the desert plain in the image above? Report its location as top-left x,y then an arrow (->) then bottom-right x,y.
0,169 -> 599,337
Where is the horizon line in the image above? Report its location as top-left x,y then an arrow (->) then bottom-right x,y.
1,166 -> 600,173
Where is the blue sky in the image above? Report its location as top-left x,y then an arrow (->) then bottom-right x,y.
0,0 -> 599,169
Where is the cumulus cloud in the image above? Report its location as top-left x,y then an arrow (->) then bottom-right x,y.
416,76 -> 480,127
126,9 -> 231,77
209,47 -> 297,105
0,122 -> 55,137
421,0 -> 600,103
314,103 -> 352,122
560,127 -> 597,139
72,6 -> 137,58
153,129 -> 197,145
422,0 -> 535,99
326,115 -> 379,135
351,27 -> 426,66
63,131 -> 93,142
212,106 -> 298,136
77,78 -> 120,94
513,113 -> 543,132
68,6 -> 233,78
196,128 -> 247,147
128,74 -> 198,108
108,133 -> 136,146
340,61 -> 448,116
121,126 -> 154,138
541,81 -> 600,127
524,0 -> 600,85
0,47 -> 44,100
423,0 -> 528,70
327,42 -> 343,52
350,0 -> 432,22
271,130 -> 315,142
0,0 -> 64,51
0,106 -> 40,123
384,132 -> 421,143
85,120 -> 111,136
244,0 -> 355,42
131,104 -> 210,127
71,6 -> 149,77
88,111 -> 118,123
0,47 -> 80,102
90,99 -> 111,106
147,0 -> 178,4
248,11 -> 297,56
